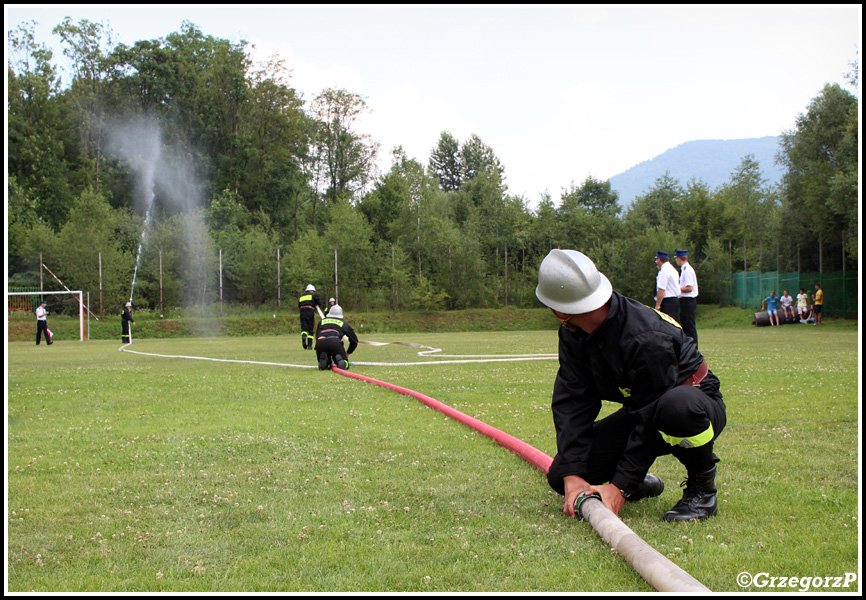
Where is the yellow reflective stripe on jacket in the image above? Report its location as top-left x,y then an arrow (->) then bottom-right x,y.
299,294 -> 313,302
320,318 -> 344,327
660,423 -> 714,448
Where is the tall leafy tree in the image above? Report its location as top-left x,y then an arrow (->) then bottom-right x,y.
716,155 -> 778,271
7,21 -> 76,230
53,17 -> 117,194
778,83 -> 858,267
460,133 -> 505,191
428,131 -> 462,192
558,176 -> 622,252
528,192 -> 563,255
625,171 -> 683,232
308,88 -> 379,204
240,54 -> 309,234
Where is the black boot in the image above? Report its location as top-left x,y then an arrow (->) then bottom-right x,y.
663,466 -> 718,521
628,473 -> 665,501
318,353 -> 331,370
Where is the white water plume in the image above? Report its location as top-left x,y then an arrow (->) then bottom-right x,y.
105,115 -> 206,306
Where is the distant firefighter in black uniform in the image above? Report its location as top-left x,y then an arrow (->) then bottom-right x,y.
298,285 -> 323,350
121,302 -> 135,344
315,305 -> 358,370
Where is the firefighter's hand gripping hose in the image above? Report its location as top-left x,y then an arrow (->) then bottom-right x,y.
331,366 -> 712,593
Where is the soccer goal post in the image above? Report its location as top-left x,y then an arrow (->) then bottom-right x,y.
8,290 -> 86,341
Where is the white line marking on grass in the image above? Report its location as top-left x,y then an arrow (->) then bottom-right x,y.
119,339 -> 557,368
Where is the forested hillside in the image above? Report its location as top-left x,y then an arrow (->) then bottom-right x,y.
7,19 -> 859,315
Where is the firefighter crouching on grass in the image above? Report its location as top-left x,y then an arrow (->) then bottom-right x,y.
298,284 -> 323,350
315,304 -> 358,370
536,249 -> 726,522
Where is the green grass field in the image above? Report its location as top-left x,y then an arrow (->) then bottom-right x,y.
6,323 -> 860,592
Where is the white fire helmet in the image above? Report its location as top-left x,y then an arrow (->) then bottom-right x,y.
535,249 -> 612,315
305,284 -> 316,292
327,304 -> 343,319
126,302 -> 132,308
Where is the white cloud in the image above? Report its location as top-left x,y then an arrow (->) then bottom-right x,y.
358,85 -> 474,171
247,40 -> 362,103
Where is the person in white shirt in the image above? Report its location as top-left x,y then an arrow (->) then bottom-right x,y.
796,288 -> 809,318
654,250 -> 680,321
675,249 -> 699,346
35,300 -> 52,345
779,290 -> 794,322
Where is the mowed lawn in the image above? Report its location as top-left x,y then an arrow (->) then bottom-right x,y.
6,323 -> 860,592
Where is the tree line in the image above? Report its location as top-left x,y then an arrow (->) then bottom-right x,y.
7,19 -> 859,315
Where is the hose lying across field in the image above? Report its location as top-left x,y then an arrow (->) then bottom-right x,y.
120,339 -> 710,592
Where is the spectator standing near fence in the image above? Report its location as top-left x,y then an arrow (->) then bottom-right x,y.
675,249 -> 699,346
812,283 -> 823,325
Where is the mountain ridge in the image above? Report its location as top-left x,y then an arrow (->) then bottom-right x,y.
608,136 -> 784,207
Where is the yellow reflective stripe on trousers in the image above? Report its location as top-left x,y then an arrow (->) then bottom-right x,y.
660,423 -> 714,448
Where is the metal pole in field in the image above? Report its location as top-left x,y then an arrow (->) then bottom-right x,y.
99,251 -> 103,318
277,248 -> 281,310
159,250 -> 164,318
334,247 -> 339,305
219,248 -> 223,317
80,291 -> 85,340
842,231 -> 846,319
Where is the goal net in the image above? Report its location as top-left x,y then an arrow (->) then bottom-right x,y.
8,290 -> 86,341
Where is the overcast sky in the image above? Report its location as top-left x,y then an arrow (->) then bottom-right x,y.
6,4 -> 862,204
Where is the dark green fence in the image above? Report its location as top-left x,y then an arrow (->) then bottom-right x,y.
722,271 -> 858,319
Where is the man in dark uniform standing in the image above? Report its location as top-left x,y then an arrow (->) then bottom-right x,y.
121,301 -> 135,344
314,304 -> 358,370
298,285 -> 323,350
675,249 -> 699,346
536,249 -> 726,522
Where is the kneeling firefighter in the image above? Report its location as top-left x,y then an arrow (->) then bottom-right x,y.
315,304 -> 359,370
536,249 -> 726,522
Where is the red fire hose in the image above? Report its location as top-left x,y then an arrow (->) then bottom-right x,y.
331,367 -> 554,473
330,366 -> 711,593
